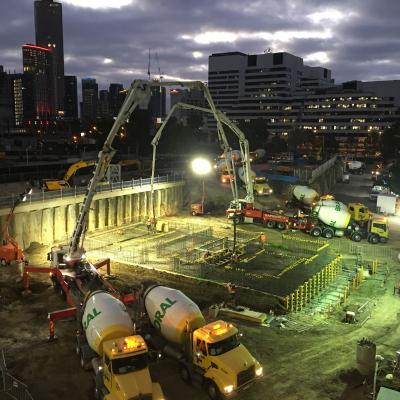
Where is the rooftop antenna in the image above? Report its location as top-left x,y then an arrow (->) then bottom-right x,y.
147,48 -> 151,80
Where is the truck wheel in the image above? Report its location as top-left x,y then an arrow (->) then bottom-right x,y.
277,222 -> 286,230
80,352 -> 91,371
322,228 -> 334,239
351,232 -> 362,242
179,365 -> 191,384
191,211 -> 197,216
310,227 -> 322,237
266,221 -> 276,229
0,259 -> 6,266
206,381 -> 221,400
369,234 -> 379,244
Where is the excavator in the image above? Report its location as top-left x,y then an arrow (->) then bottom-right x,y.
41,160 -> 96,191
0,187 -> 31,265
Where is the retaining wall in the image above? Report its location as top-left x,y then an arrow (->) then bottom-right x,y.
0,182 -> 184,249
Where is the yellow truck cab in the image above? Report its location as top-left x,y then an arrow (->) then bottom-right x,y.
192,320 -> 262,399
253,177 -> 273,196
98,335 -> 165,400
348,203 -> 373,223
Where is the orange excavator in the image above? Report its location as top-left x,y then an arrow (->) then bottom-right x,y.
0,187 -> 31,265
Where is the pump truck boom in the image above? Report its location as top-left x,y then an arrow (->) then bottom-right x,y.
148,84 -> 255,222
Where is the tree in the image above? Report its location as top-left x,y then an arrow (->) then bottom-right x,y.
238,119 -> 270,149
381,122 -> 400,160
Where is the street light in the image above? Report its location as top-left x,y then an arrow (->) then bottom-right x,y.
191,158 -> 212,214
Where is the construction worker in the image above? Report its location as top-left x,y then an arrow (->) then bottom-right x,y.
145,217 -> 152,234
259,232 -> 267,249
225,282 -> 237,308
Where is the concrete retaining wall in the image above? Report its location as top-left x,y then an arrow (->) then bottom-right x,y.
0,182 -> 184,249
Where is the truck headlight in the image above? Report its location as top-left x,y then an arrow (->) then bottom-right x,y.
224,385 -> 234,393
269,189 -> 273,193
255,367 -> 263,376
258,190 -> 263,194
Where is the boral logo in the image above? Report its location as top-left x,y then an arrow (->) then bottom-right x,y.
83,308 -> 101,330
153,298 -> 177,330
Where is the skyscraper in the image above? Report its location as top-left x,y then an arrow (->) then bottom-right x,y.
34,0 -> 64,113
81,78 -> 98,122
98,90 -> 110,118
22,44 -> 56,120
64,75 -> 78,119
109,83 -> 124,117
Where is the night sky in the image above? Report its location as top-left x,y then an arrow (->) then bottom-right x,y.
1,0 -> 400,89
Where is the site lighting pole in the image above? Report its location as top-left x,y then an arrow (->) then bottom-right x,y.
191,158 -> 212,213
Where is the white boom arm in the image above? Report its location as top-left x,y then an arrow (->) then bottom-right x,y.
149,97 -> 254,219
68,80 -> 152,259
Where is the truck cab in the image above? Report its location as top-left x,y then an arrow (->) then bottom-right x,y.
348,217 -> 389,244
348,203 -> 373,223
95,336 -> 165,400
191,321 -> 262,399
252,177 -> 273,196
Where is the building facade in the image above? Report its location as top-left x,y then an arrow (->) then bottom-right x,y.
81,78 -> 98,122
64,75 -> 78,119
34,0 -> 64,113
108,83 -> 125,117
22,44 -> 56,121
208,51 -> 399,159
98,89 -> 110,118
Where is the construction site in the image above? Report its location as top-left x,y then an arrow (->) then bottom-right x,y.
1,79 -> 400,400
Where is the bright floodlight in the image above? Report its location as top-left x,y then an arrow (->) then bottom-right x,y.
191,158 -> 212,175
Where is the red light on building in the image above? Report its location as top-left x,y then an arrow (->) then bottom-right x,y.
22,44 -> 52,53
170,89 -> 179,95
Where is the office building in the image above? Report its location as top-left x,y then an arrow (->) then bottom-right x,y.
109,83 -> 125,117
98,90 -> 110,118
64,75 -> 78,119
149,86 -> 166,122
208,51 -> 400,159
81,78 -> 98,122
34,0 -> 65,113
0,66 -> 12,135
22,44 -> 56,120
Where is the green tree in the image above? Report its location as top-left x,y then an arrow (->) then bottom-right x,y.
381,122 -> 400,160
238,119 -> 270,149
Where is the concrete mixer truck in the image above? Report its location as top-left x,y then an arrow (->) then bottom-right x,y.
76,290 -> 165,400
141,284 -> 262,400
309,200 -> 389,243
287,185 -> 334,211
238,167 -> 273,196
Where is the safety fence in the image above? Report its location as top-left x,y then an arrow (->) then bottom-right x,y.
0,173 -> 183,208
281,233 -> 328,255
0,350 -> 34,400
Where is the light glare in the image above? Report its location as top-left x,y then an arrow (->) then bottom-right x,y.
191,158 -> 212,175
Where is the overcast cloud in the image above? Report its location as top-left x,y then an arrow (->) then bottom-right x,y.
1,0 -> 400,89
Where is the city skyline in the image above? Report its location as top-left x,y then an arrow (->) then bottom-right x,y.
0,0 -> 400,89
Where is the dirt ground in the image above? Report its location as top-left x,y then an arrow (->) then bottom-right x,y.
2,172 -> 400,399
1,229 -> 400,400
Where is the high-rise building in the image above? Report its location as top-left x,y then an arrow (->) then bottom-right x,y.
109,83 -> 124,117
0,66 -> 12,135
98,90 -> 110,118
9,73 -> 25,127
64,75 -> 78,119
34,0 -> 64,113
149,86 -> 166,122
81,78 -> 98,122
208,51 -> 400,159
22,44 -> 56,120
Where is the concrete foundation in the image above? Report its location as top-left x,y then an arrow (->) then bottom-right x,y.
0,182 -> 184,249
